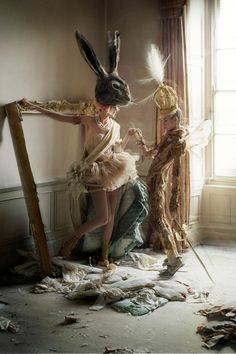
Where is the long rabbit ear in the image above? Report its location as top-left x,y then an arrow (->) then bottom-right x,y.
108,30 -> 120,74
75,31 -> 107,77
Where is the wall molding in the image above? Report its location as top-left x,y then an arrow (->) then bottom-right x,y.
1,179 -> 235,272
200,183 -> 236,243
0,179 -> 73,273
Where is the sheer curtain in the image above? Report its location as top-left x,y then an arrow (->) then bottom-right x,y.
158,0 -> 190,247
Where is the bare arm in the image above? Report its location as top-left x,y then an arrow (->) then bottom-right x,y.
132,128 -> 158,158
21,99 -> 92,125
121,128 -> 137,150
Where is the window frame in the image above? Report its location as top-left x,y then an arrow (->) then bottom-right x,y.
205,0 -> 236,185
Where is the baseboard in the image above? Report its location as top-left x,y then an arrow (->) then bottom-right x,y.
200,224 -> 236,245
0,179 -> 73,274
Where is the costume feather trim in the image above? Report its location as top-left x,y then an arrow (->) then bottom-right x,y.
146,44 -> 168,86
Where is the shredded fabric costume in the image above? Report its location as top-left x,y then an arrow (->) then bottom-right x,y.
67,116 -> 138,234
147,127 -> 188,260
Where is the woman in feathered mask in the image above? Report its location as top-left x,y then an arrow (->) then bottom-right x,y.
135,45 -> 188,277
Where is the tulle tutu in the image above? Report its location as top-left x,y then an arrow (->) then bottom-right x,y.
75,151 -> 138,191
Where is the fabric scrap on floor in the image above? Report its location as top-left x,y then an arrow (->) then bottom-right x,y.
31,260 -> 193,315
111,293 -> 168,316
196,305 -> 236,348
129,252 -> 162,271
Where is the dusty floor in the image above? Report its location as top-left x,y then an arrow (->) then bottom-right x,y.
0,243 -> 236,354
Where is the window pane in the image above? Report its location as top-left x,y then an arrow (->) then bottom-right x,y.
215,92 -> 236,134
216,49 -> 236,90
189,65 -> 202,121
214,134 -> 236,176
213,0 -> 236,178
217,0 -> 236,48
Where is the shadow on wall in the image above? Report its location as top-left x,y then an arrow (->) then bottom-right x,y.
0,105 -> 6,143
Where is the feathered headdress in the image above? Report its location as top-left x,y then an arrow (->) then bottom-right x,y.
146,44 -> 179,119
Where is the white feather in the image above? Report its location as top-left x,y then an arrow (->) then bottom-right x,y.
146,44 -> 168,85
133,92 -> 156,105
136,76 -> 157,85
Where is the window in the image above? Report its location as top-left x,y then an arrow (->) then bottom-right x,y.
213,0 -> 236,177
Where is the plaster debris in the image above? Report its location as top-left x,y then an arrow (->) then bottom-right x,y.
187,288 -> 210,303
0,316 -> 19,333
197,305 -> 236,321
80,343 -> 88,347
0,301 -> 8,309
63,316 -> 80,325
104,347 -> 150,354
196,305 -> 236,348
10,338 -> 23,345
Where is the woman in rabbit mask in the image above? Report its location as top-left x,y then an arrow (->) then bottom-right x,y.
23,31 -> 138,267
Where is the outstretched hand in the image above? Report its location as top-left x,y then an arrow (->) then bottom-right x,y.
21,98 -> 33,108
128,128 -> 137,136
72,115 -> 82,124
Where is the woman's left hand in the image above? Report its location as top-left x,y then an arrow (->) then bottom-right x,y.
128,128 -> 137,136
72,115 -> 82,124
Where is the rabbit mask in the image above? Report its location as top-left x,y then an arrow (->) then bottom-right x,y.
75,31 -> 132,107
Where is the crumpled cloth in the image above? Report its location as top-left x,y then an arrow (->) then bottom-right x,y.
111,296 -> 168,316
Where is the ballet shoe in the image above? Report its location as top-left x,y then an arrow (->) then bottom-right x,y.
97,258 -> 117,272
159,258 -> 184,278
97,259 -> 110,268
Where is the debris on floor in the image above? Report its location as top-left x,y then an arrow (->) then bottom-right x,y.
196,304 -> 236,348
13,252 -> 209,316
62,315 -> 80,325
104,347 -> 133,354
103,347 -> 150,354
13,249 -> 41,277
0,301 -> 8,310
0,316 -> 19,333
110,295 -> 167,316
28,257 -> 195,316
197,304 -> 236,321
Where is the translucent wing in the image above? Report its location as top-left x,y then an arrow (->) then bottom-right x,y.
186,120 -> 212,151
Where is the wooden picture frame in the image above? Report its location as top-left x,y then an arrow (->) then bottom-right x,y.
4,99 -> 98,276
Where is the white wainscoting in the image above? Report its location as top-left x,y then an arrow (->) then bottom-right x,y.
1,178 -> 234,273
188,189 -> 203,245
201,184 -> 236,243
0,179 -> 73,273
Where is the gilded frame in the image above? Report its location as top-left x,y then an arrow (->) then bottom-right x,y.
5,99 -> 98,276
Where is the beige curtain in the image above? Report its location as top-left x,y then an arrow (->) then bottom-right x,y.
158,0 -> 190,244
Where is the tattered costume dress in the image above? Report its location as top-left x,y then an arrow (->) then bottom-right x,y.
147,127 -> 187,260
67,116 -> 138,229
